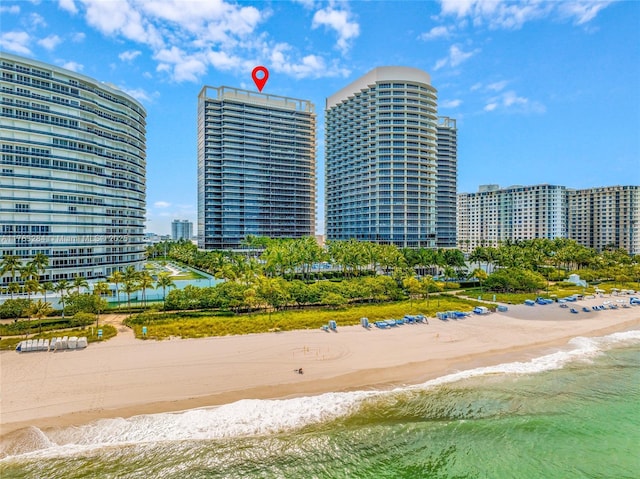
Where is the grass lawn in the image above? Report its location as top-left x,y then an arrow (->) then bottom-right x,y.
125,296 -> 492,340
0,324 -> 117,351
455,282 -> 619,304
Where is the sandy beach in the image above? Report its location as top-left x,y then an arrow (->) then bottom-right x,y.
1,297 -> 639,438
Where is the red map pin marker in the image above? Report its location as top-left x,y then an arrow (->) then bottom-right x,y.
252,66 -> 269,92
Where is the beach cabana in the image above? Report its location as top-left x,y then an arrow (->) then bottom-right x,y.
361,317 -> 370,329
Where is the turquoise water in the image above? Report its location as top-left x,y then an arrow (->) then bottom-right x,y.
2,330 -> 639,478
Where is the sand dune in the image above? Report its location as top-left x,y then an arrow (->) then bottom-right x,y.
1,297 -> 639,437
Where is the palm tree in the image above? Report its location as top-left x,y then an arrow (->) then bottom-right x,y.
30,253 -> 49,279
8,282 -> 20,299
28,299 -> 53,335
54,279 -> 70,318
93,281 -> 111,328
40,281 -> 54,305
1,255 -> 22,291
24,279 -> 40,304
123,279 -> 139,312
20,262 -> 39,283
155,272 -> 176,309
72,274 -> 89,294
137,271 -> 154,307
109,270 -> 124,308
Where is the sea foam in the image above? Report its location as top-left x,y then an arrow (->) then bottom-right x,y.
3,329 -> 639,460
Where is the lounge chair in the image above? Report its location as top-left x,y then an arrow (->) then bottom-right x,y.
570,308 -> 579,314
582,307 -> 590,312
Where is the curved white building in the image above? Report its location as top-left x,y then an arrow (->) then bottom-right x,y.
325,66 -> 438,248
0,52 -> 146,284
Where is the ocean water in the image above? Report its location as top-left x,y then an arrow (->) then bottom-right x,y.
2,330 -> 639,479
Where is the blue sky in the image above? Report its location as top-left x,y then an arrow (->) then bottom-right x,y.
1,0 -> 638,235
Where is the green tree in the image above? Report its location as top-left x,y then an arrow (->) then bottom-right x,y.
24,278 -> 40,304
28,299 -> 53,334
0,255 -> 22,293
40,281 -> 55,305
54,279 -> 70,318
109,270 -> 124,308
72,274 -> 89,294
155,272 -> 176,309
256,277 -> 291,319
137,271 -> 154,307
20,262 -> 39,283
93,281 -> 111,327
470,268 -> 488,292
31,253 -> 49,278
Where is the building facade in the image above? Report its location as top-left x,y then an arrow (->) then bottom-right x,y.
0,52 -> 146,284
457,184 -> 567,252
171,219 -> 193,241
436,117 -> 457,248
197,86 -> 316,250
568,186 -> 639,255
325,66 -> 438,248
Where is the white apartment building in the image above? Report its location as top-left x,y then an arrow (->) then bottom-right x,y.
568,185 -> 639,255
325,66 -> 438,248
457,184 -> 567,252
0,52 -> 146,284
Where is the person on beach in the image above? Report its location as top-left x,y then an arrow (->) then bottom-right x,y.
297,368 -> 304,374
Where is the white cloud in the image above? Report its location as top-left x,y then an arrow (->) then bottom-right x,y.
154,46 -> 209,82
119,49 -> 142,62
72,32 -> 85,42
121,87 -> 157,103
58,0 -> 78,14
38,34 -> 62,51
269,43 -> 349,78
484,90 -> 546,114
0,31 -> 32,55
154,201 -> 171,208
312,5 -> 360,52
292,0 -> 315,9
558,1 -> 613,25
0,5 -> 20,14
434,44 -> 479,70
440,99 -> 463,108
61,60 -> 84,72
437,0 -> 613,30
61,0 -> 349,82
486,80 -> 508,91
419,25 -> 451,41
29,13 -> 47,29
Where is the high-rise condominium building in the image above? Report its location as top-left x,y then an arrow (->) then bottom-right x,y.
436,117 -> 457,248
325,66 -> 438,248
457,184 -> 567,252
0,52 -> 146,284
171,219 -> 193,241
568,186 -> 639,255
197,86 -> 316,250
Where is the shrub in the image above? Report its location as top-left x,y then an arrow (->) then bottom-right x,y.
0,298 -> 31,320
485,268 -> 546,293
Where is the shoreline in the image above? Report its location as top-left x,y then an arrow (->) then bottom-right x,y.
1,299 -> 639,439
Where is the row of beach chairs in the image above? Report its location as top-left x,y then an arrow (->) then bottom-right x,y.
373,314 -> 428,329
438,311 -> 472,321
15,336 -> 88,352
